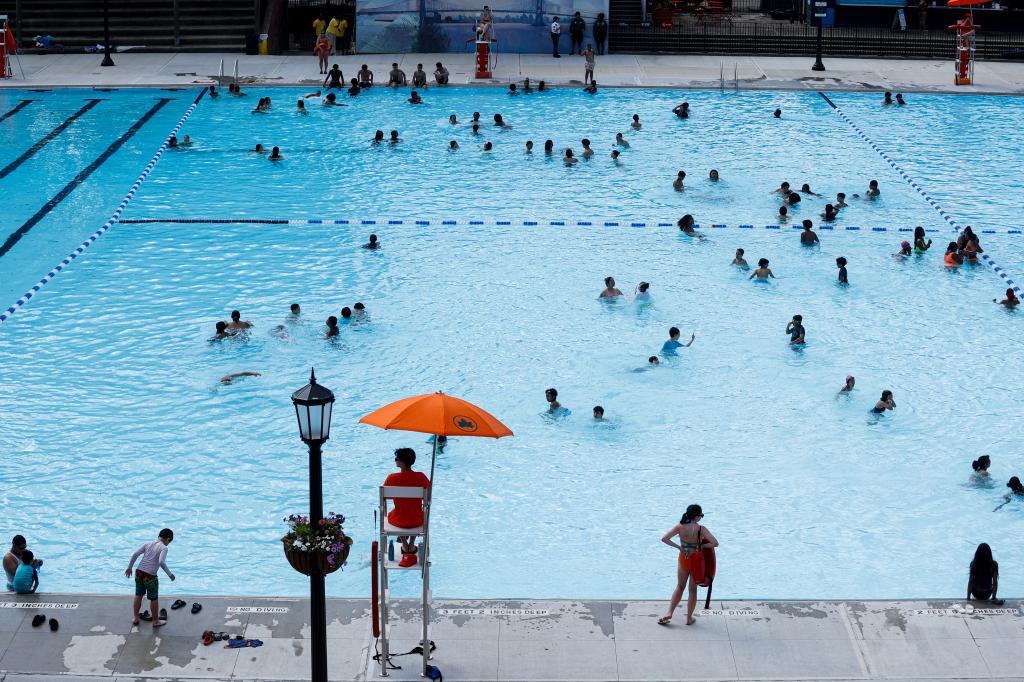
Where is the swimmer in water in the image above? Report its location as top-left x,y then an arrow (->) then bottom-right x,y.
304,90 -> 322,98
896,241 -> 912,257
994,288 -> 1019,307
288,303 -> 301,320
208,85 -> 219,97
866,180 -> 880,197
635,281 -> 652,302
211,321 -> 231,340
364,234 -> 380,250
545,388 -> 569,415
538,80 -> 548,91
972,455 -> 991,478
778,205 -> 788,220
296,99 -> 307,112
800,220 -> 819,245
631,114 -> 641,129
840,375 -> 855,393
672,171 -> 685,191
600,276 -> 623,298
835,192 -> 848,208
750,258 -> 774,280
883,91 -> 893,105
581,139 -> 594,158
963,235 -> 983,262
563,148 -> 578,164
168,135 -> 178,148
494,114 -> 511,129
325,316 -> 340,338
772,181 -> 791,196
471,123 -> 480,136
822,204 -> 838,221
662,326 -> 695,354
896,93 -> 906,105
945,241 -> 963,267
353,302 -> 367,317
181,135 -> 192,146
583,80 -> 597,94
672,102 -> 689,118
593,405 -> 605,420
449,140 -> 459,150
253,144 -> 265,154
799,183 -> 821,197
677,214 -> 704,238
509,83 -> 518,95
389,130 -> 400,143
227,310 -> 253,331
786,315 -> 805,344
732,248 -> 748,268
408,90 -> 423,104
339,307 -> 353,324
525,140 -> 534,153
709,169 -> 719,182
471,112 -> 481,123
836,256 -> 849,284
872,390 -> 895,413
1008,477 -> 1024,495
372,130 -> 385,144
786,192 -> 802,205
544,140 -> 554,155
773,108 -> 781,118
220,371 -> 262,384
449,114 -> 459,125
615,132 -> 629,148
269,146 -> 283,160
610,149 -> 621,162
914,226 -> 932,251
323,93 -> 343,106
483,141 -> 493,151
523,78 -> 533,92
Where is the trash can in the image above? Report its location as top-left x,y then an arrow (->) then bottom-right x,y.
245,32 -> 259,55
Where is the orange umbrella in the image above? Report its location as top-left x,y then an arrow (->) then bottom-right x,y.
359,391 -> 513,481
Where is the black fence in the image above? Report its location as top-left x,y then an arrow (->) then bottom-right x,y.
610,21 -> 1024,58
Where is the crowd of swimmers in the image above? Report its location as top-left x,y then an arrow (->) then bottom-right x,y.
209,301 -> 370,348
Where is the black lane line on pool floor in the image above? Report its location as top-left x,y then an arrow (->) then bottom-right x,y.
818,92 -> 837,109
0,99 -> 104,182
0,98 -> 174,261
0,100 -> 35,123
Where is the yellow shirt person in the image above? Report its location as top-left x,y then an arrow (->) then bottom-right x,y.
313,16 -> 326,37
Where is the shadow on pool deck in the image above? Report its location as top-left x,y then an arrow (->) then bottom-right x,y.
0,594 -> 1021,680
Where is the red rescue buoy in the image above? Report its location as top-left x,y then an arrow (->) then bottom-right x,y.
371,541 -> 380,638
697,546 -> 716,587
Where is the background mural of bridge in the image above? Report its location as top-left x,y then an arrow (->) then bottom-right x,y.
356,0 -> 608,54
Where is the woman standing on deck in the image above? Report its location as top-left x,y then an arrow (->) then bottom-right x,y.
660,504 -> 719,626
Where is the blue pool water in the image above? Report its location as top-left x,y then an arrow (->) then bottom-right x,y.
0,86 -> 1022,600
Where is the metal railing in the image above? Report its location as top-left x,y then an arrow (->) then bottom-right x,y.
611,21 -> 1024,59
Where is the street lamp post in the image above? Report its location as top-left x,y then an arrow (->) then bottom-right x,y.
292,368 -> 335,682
811,0 -> 826,71
100,0 -> 114,67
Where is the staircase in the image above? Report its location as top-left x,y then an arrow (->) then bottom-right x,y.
0,0 -> 258,52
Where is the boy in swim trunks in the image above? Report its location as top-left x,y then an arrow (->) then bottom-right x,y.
125,529 -> 175,627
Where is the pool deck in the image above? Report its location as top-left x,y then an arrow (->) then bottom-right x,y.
3,52 -> 1024,94
1,594 -> 1022,681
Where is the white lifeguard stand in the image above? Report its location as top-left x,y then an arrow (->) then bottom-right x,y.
376,485 -> 432,677
0,15 -> 24,79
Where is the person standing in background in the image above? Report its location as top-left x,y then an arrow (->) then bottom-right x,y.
125,529 -> 176,628
314,32 -> 331,74
312,14 -> 326,41
569,11 -> 586,55
917,0 -> 928,29
338,16 -> 351,54
550,16 -> 561,58
326,17 -> 343,55
593,12 -> 608,55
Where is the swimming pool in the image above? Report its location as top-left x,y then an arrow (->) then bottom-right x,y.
1,86 -> 1022,600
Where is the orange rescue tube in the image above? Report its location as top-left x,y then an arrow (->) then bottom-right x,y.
697,546 -> 716,587
371,541 -> 380,638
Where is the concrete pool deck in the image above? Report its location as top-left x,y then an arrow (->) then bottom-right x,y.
1,594 -> 1022,681
2,52 -> 1024,95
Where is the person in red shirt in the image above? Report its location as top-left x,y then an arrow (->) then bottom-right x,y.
384,448 -> 431,557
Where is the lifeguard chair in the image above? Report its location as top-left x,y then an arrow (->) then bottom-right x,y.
375,485 -> 432,677
946,0 -> 986,85
467,21 -> 497,79
0,15 -> 21,79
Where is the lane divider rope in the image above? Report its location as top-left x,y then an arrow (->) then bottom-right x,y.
821,92 -> 1022,294
117,217 -> 1024,234
0,89 -> 207,325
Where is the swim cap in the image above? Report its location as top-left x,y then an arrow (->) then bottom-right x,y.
846,375 -> 854,382
901,241 -> 910,248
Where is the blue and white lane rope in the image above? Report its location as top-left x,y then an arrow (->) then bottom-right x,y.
0,89 -> 207,324
117,217 -> 1024,234
823,93 -> 1022,295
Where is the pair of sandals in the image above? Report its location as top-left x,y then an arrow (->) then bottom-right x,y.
202,630 -> 235,645
171,599 -> 202,614
31,614 -> 59,631
136,608 -> 168,626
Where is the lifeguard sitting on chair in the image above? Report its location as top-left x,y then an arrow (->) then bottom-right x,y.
383,448 -> 431,566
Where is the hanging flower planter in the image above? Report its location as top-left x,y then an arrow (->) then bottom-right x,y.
282,513 -> 353,576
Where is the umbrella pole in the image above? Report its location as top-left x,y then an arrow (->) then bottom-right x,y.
429,436 -> 438,486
